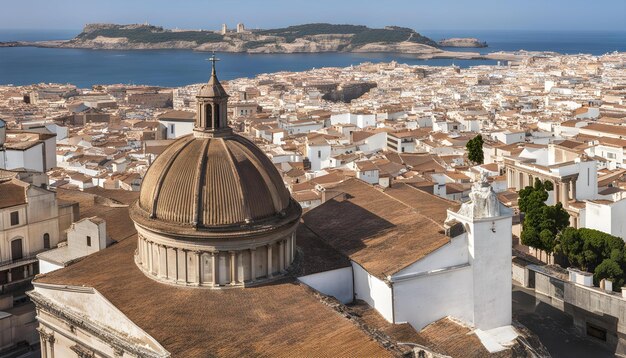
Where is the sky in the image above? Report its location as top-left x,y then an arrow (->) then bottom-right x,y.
2,0 -> 626,32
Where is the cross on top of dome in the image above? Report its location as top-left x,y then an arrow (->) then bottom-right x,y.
208,52 -> 220,76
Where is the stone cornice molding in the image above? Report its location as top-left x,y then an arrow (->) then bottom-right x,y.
28,289 -> 170,358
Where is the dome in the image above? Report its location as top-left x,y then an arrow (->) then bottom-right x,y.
131,58 -> 301,288
131,132 -> 301,237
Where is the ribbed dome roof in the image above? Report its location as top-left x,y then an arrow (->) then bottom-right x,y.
133,133 -> 299,234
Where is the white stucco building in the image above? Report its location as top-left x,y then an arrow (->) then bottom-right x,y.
38,217 -> 110,274
157,110 -> 195,139
300,178 -> 515,348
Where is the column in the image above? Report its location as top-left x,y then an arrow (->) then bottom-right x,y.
229,251 -> 236,285
183,250 -> 189,284
148,241 -> 153,273
562,181 -> 570,205
38,329 -> 48,358
278,241 -> 285,272
174,248 -> 180,281
156,245 -> 163,278
7,271 -> 12,283
284,239 -> 290,268
267,244 -> 273,278
571,179 -> 577,200
211,251 -> 219,287
23,265 -> 28,278
250,248 -> 256,282
237,252 -> 244,283
48,334 -> 55,358
164,246 -> 169,279
195,251 -> 201,285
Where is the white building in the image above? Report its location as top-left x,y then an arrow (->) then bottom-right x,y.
157,110 -> 195,139
38,216 -> 110,274
305,136 -> 332,171
330,112 -> 376,129
1,130 -> 56,172
491,130 -> 525,145
584,190 -> 626,241
301,178 -> 515,347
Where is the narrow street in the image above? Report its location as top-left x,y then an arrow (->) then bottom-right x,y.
513,285 -> 615,358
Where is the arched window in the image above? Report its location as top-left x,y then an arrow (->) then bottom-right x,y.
43,233 -> 50,249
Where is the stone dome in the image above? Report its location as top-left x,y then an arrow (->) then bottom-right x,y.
131,132 -> 301,236
131,59 -> 301,288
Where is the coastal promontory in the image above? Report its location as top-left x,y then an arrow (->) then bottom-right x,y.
43,23 -> 449,55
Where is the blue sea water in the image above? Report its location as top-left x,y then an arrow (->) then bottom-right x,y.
0,29 -> 624,88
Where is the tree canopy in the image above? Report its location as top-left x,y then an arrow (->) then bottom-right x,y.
466,134 -> 484,165
558,227 -> 626,290
519,178 -> 569,254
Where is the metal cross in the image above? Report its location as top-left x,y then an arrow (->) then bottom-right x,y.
207,52 -> 220,74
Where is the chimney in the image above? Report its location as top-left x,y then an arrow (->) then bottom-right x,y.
600,279 -> 613,293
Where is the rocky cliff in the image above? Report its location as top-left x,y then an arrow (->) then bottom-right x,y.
438,38 -> 487,48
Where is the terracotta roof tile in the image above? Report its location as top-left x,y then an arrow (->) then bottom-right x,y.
303,179 -> 453,278
35,235 -> 391,357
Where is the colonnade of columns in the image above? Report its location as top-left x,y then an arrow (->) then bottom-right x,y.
506,166 -> 577,206
136,233 -> 296,288
3,263 -> 35,284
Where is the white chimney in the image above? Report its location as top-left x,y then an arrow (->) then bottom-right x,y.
600,279 -> 613,293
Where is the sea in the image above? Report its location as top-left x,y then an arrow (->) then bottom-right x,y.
0,29 -> 625,88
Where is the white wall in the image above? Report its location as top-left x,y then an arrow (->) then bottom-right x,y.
352,262 -> 393,322
5,145 -> 45,172
393,266 -> 474,330
467,215 -> 513,330
356,170 -> 379,185
306,143 -> 331,171
330,113 -> 376,129
393,235 -> 468,277
39,259 -> 63,274
160,120 -> 194,139
585,198 -> 626,241
357,132 -> 387,154
299,267 -> 353,304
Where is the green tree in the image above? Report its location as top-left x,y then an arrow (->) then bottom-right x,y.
518,179 -> 569,254
594,259 -> 624,291
558,227 -> 587,269
557,227 -> 626,291
466,135 -> 484,165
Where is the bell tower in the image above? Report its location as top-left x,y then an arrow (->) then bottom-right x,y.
195,53 -> 231,136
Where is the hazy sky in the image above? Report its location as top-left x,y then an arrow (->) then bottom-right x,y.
2,0 -> 626,32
